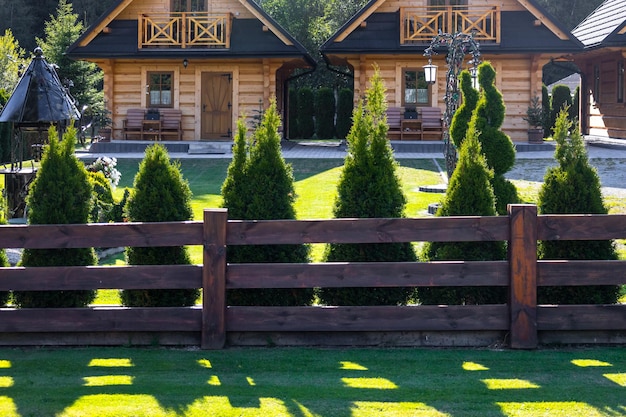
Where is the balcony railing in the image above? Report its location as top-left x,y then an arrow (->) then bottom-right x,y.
401,6 -> 500,44
139,12 -> 232,49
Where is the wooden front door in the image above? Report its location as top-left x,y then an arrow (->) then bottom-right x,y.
201,72 -> 232,140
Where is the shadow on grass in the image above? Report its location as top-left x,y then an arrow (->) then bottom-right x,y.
1,347 -> 624,416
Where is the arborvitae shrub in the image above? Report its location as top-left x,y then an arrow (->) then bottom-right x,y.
542,84 -> 551,137
417,128 -> 507,305
121,144 -> 198,307
315,87 -> 336,139
297,87 -> 315,139
335,88 -> 353,139
13,127 -> 97,308
288,88 -> 299,139
87,171 -> 114,223
108,188 -> 130,223
537,109 -> 619,304
318,68 -> 416,306
450,70 -> 479,148
550,84 -> 572,128
469,62 -> 518,214
222,98 -> 313,306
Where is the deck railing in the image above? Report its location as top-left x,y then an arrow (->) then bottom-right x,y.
401,6 -> 500,44
139,12 -> 232,49
0,206 -> 625,349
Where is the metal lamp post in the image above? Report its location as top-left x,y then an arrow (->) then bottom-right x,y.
424,32 -> 481,179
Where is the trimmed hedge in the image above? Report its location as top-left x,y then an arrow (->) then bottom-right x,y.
222,99 -> 313,306
297,87 -> 315,139
13,127 -> 97,308
537,109 -> 620,305
335,88 -> 353,139
315,87 -> 336,139
121,144 -> 199,307
319,68 -> 416,306
418,126 -> 507,305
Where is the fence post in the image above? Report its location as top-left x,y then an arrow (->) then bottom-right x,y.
202,209 -> 228,349
508,204 -> 538,349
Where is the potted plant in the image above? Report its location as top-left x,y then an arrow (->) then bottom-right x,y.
93,106 -> 113,141
523,96 -> 544,143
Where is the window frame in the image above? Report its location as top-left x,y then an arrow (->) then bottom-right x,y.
147,71 -> 174,108
618,61 -> 624,104
402,68 -> 431,108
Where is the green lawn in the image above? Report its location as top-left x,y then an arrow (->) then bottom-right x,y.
0,346 -> 623,416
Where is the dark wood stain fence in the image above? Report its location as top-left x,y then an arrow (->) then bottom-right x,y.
0,205 -> 625,349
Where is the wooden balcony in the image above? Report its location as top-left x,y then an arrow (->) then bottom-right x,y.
139,12 -> 232,49
400,6 -> 500,44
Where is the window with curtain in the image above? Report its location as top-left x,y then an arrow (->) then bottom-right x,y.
148,72 -> 173,108
403,69 -> 430,107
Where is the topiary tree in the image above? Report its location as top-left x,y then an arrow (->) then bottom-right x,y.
417,126 -> 507,305
335,88 -> 353,139
537,109 -> 619,305
315,87 -> 336,139
13,126 -> 96,308
297,87 -> 315,139
450,70 -> 479,148
550,84 -> 572,129
288,88 -> 299,139
469,62 -> 518,214
318,67 -> 416,306
121,144 -> 198,307
222,98 -> 313,306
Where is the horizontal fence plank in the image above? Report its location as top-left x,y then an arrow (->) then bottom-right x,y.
538,260 -> 626,286
227,261 -> 509,289
0,307 -> 202,332
0,265 -> 202,291
227,305 -> 509,332
538,214 -> 626,241
0,222 -> 204,249
538,305 -> 626,330
226,216 -> 509,245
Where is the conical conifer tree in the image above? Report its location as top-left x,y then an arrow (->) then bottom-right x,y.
221,98 -> 312,306
121,144 -> 198,307
418,126 -> 507,305
450,70 -> 479,148
537,109 -> 619,304
13,126 -> 96,308
319,67 -> 416,306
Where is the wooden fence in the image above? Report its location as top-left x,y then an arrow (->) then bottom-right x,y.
0,205 -> 625,349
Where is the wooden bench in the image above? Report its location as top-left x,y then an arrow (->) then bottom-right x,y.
159,108 -> 183,141
386,107 -> 402,140
122,108 -> 145,140
420,107 -> 443,140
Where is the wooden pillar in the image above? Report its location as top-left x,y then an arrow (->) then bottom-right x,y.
202,209 -> 228,349
508,204 -> 538,349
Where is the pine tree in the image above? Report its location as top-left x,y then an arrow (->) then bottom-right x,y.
537,109 -> 619,304
13,126 -> 96,308
318,67 -> 416,306
417,126 -> 507,305
221,98 -> 313,306
121,144 -> 198,307
37,0 -> 102,110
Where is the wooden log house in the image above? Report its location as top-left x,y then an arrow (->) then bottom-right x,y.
571,0 -> 626,141
320,0 -> 583,142
66,0 -> 315,141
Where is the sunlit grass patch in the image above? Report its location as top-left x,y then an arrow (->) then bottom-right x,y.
497,401 -> 607,417
342,377 -> 398,389
88,358 -> 133,367
83,375 -> 133,386
0,361 -> 10,369
351,401 -> 450,416
340,361 -> 368,371
482,378 -> 540,390
462,361 -> 489,371
571,359 -> 613,367
183,396 -> 289,417
59,394 -> 178,417
0,377 -> 14,388
603,373 -> 626,386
